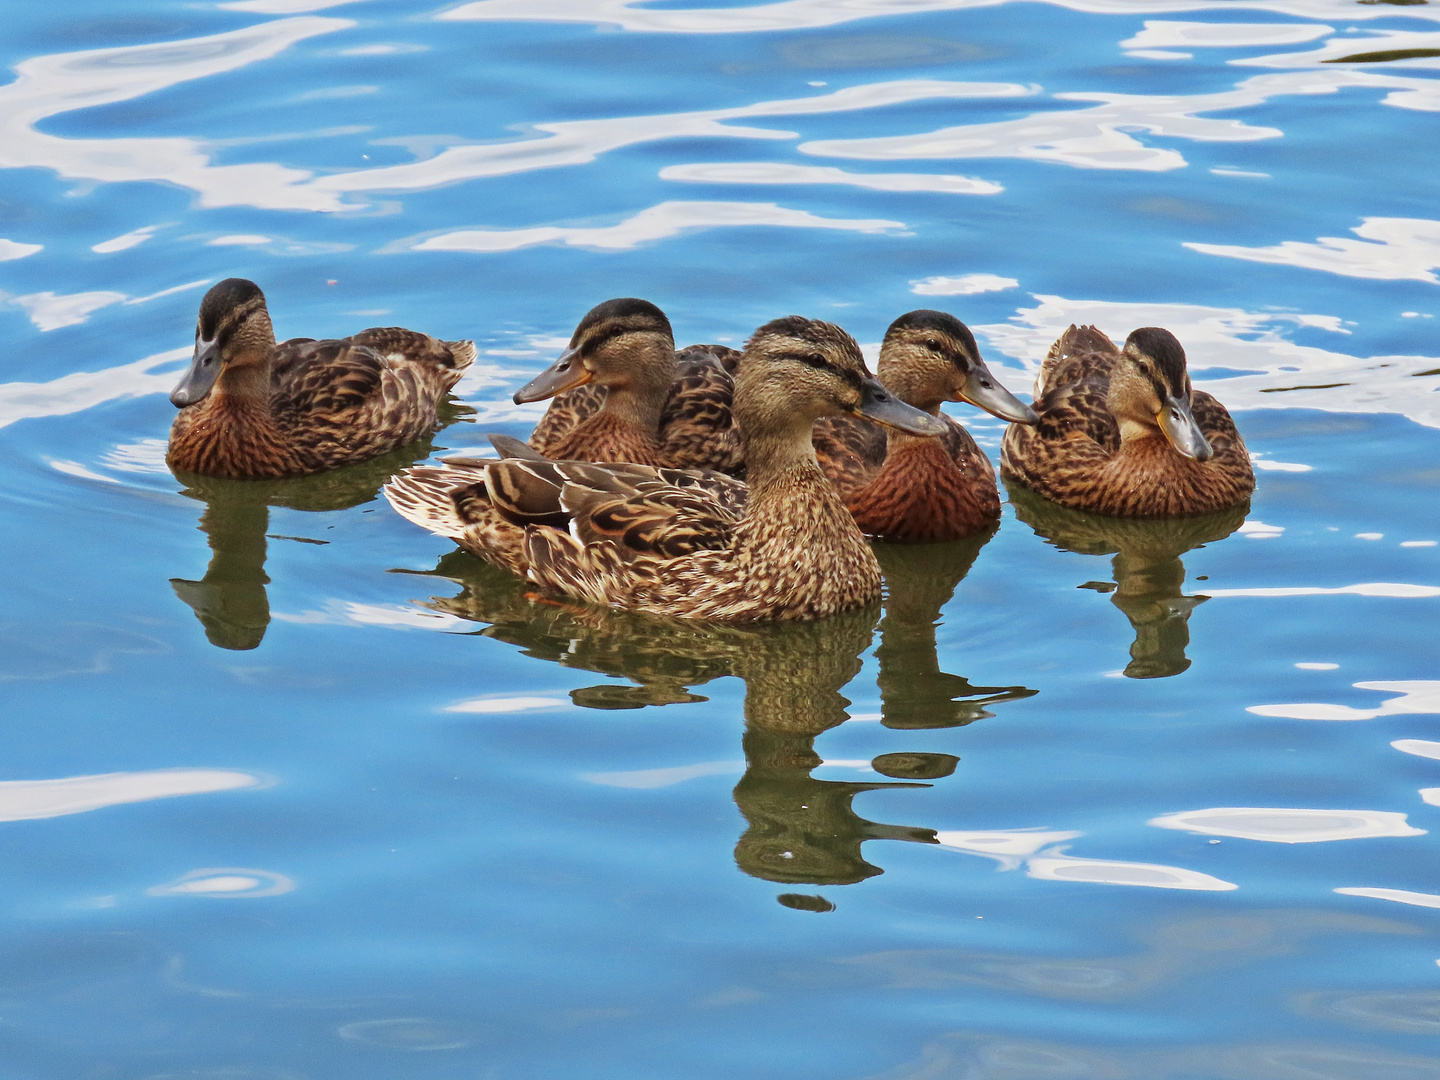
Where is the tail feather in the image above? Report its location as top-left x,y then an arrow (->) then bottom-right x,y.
383,465 -> 476,540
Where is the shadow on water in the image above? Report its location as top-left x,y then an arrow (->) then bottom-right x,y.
401,531 -> 1036,903
1005,482 -> 1248,679
170,419 -> 467,650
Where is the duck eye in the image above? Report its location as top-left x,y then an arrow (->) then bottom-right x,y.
926,339 -> 941,351
808,353 -> 825,365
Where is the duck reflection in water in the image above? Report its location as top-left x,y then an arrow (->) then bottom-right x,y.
404,532 -> 1035,900
1006,482 -> 1248,679
171,428 -> 464,651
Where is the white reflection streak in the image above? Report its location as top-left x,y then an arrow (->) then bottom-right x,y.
1026,853 -> 1236,890
313,80 -> 1032,197
800,71 -> 1440,174
0,17 -> 354,211
436,0 -> 1440,34
272,601 -> 471,630
1150,807 -> 1424,842
976,295 -> 1440,430
935,829 -> 1082,871
582,760 -> 744,788
0,348 -> 187,430
1186,217 -> 1440,284
1121,21 -> 1334,51
405,201 -> 906,253
659,162 -> 1002,195
1336,887 -> 1440,910
0,238 -> 42,261
1249,681 -> 1440,722
935,829 -> 1230,888
1205,584 -> 1440,599
1236,29 -> 1440,70
11,291 -> 127,331
0,769 -> 259,822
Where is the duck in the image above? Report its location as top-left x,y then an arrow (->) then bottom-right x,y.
520,297 -> 745,472
166,278 -> 474,480
1001,325 -> 1254,517
384,316 -> 947,622
811,309 -> 1038,542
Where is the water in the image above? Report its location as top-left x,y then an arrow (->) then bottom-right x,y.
2,1 -> 1439,1076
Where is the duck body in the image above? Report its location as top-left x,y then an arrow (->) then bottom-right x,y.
1002,325 -> 1254,517
816,420 -> 1000,543
167,280 -> 473,480
386,317 -> 948,622
518,298 -> 743,472
811,310 -> 1037,543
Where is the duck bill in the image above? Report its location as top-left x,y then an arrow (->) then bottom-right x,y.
957,359 -> 1039,424
513,346 -> 591,404
855,378 -> 948,437
1157,394 -> 1214,461
170,338 -> 221,408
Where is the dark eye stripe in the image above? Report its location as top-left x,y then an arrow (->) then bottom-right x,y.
776,350 -> 863,390
579,323 -> 631,356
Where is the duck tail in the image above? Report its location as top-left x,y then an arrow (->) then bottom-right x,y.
383,464 -> 479,541
438,340 -> 477,392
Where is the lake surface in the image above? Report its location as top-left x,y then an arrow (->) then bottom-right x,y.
2,1 -> 1439,1076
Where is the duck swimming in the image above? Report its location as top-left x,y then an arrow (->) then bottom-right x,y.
384,317 -> 946,621
812,309 -> 1037,542
522,298 -> 744,472
167,278 -> 474,480
1001,325 -> 1254,517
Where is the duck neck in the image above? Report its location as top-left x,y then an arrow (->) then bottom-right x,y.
599,340 -> 677,433
216,312 -> 277,404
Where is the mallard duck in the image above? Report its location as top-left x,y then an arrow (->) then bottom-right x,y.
1001,325 -> 1254,516
385,317 -> 946,621
812,310 -> 1037,542
520,297 -> 744,471
167,278 -> 474,479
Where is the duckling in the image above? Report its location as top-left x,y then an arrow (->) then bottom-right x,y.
520,298 -> 744,471
385,317 -> 947,621
1001,325 -> 1254,516
167,279 -> 474,480
812,310 -> 1037,542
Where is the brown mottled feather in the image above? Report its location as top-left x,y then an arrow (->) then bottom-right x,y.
1001,325 -> 1254,516
529,345 -> 744,473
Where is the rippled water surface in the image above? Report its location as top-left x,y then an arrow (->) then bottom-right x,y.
3,1 -> 1440,1077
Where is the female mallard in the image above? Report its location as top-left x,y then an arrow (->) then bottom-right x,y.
812,310 -> 1037,542
385,317 -> 946,621
167,278 -> 474,480
1000,325 -> 1254,516
521,298 -> 744,471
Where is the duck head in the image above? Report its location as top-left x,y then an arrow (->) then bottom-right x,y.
736,317 -> 948,440
171,278 -> 276,408
1109,327 -> 1213,461
880,309 -> 1038,423
514,297 -> 676,407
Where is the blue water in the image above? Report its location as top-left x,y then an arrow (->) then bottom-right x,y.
3,1 -> 1440,1077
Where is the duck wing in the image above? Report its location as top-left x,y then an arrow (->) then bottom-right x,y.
659,347 -> 744,475
271,332 -> 471,442
1034,324 -> 1119,399
812,413 -> 886,496
384,460 -> 531,570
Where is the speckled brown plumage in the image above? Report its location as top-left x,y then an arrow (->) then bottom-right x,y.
518,299 -> 742,471
810,310 -> 1035,542
1002,324 -> 1254,517
167,279 -> 472,480
385,317 -> 946,622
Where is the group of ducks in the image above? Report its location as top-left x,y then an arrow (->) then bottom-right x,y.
166,278 -> 1255,623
